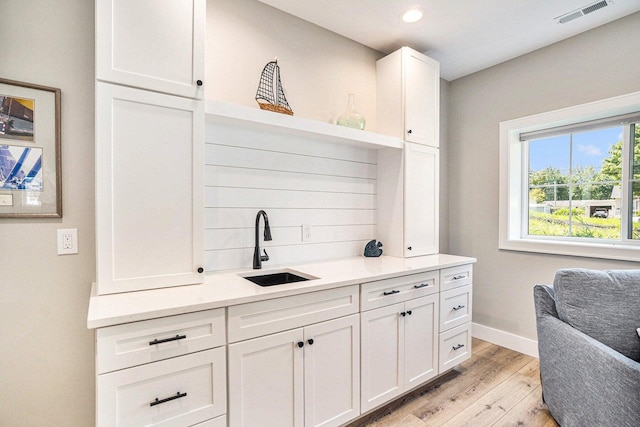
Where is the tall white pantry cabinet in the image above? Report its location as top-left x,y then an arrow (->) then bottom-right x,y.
95,0 -> 206,295
376,47 -> 441,258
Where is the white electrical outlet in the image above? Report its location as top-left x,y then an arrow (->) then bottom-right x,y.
57,228 -> 78,255
302,224 -> 311,242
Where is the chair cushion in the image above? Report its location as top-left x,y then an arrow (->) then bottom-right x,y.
553,268 -> 640,362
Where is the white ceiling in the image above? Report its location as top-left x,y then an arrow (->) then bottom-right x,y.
257,0 -> 640,81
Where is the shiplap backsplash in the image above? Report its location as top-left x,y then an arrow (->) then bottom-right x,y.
204,117 -> 377,271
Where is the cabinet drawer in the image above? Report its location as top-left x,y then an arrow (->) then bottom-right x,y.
97,309 -> 225,374
360,271 -> 439,311
438,323 -> 472,373
440,264 -> 473,291
97,347 -> 226,427
228,285 -> 359,343
439,285 -> 472,332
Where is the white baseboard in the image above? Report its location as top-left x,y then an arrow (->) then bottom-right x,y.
472,322 -> 539,358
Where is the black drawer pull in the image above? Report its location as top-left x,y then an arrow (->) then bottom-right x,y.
452,275 -> 466,280
414,283 -> 430,289
383,290 -> 400,296
297,341 -> 304,348
150,391 -> 187,407
452,305 -> 466,311
149,334 -> 186,346
452,344 -> 465,351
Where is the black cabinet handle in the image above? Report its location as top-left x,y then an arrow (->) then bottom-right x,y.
308,339 -> 314,345
297,341 -> 304,348
452,305 -> 466,311
407,246 -> 412,251
196,80 -> 203,86
400,312 -> 406,317
452,275 -> 466,280
150,391 -> 187,407
149,334 -> 186,345
414,283 -> 430,289
407,129 -> 413,134
383,290 -> 400,296
406,310 -> 412,315
197,267 -> 204,273
452,344 -> 465,351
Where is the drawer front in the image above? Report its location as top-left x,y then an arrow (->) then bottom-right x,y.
227,285 -> 359,343
97,309 -> 226,374
192,415 -> 226,427
438,323 -> 472,373
439,285 -> 472,332
97,347 -> 226,427
360,271 -> 439,311
440,264 -> 473,291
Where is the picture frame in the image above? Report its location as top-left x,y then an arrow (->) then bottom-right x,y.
0,78 -> 61,218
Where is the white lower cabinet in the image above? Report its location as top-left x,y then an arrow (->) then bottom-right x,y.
228,314 -> 360,427
95,309 -> 227,427
92,263 -> 475,426
438,265 -> 474,373
360,294 -> 439,413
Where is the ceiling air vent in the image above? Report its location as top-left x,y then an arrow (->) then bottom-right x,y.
556,0 -> 612,24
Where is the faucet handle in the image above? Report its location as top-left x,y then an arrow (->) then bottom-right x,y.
261,249 -> 269,262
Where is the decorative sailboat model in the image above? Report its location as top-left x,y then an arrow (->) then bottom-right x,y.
255,58 -> 293,116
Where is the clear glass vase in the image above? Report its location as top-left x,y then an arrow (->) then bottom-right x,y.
337,93 -> 366,130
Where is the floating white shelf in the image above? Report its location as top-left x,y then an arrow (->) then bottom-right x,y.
205,100 -> 404,150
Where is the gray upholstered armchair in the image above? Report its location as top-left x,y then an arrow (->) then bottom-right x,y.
534,268 -> 640,427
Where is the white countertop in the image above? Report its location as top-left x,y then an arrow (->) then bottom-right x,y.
87,254 -> 476,329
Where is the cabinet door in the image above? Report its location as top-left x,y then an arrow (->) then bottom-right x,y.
404,143 -> 439,257
304,315 -> 360,427
404,294 -> 439,388
96,0 -> 205,99
96,83 -> 204,294
360,303 -> 404,413
404,48 -> 440,147
228,329 -> 304,427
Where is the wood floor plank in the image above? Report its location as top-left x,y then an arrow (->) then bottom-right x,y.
491,384 -> 559,427
438,359 -> 541,427
413,346 -> 534,425
346,340 -> 557,427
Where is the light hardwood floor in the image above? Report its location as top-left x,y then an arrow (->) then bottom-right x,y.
347,338 -> 559,427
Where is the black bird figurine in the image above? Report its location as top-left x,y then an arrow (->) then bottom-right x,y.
364,240 -> 383,257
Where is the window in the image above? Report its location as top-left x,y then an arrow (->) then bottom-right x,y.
499,91 -> 640,261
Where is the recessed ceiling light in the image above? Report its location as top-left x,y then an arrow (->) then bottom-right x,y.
402,8 -> 424,23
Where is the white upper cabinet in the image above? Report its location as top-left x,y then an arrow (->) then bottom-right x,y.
376,47 -> 440,147
95,83 -> 204,295
96,0 -> 205,99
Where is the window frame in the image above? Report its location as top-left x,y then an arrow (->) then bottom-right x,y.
499,90 -> 640,261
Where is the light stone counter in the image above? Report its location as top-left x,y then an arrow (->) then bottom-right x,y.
87,254 -> 476,329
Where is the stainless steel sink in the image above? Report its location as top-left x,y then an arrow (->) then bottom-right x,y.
240,269 -> 318,287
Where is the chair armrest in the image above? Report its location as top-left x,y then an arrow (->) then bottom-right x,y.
536,311 -> 640,427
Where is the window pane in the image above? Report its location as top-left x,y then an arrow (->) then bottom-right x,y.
528,126 -> 622,240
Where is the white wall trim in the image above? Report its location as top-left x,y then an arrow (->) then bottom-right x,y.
472,322 -> 539,358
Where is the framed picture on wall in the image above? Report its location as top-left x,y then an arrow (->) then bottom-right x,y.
0,78 -> 61,218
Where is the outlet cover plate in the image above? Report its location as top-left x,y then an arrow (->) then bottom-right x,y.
57,228 -> 78,255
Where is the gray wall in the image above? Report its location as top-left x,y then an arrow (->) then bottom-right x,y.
448,12 -> 640,342
0,1 -> 96,426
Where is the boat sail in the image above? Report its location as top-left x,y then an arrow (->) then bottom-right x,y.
255,59 -> 293,115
